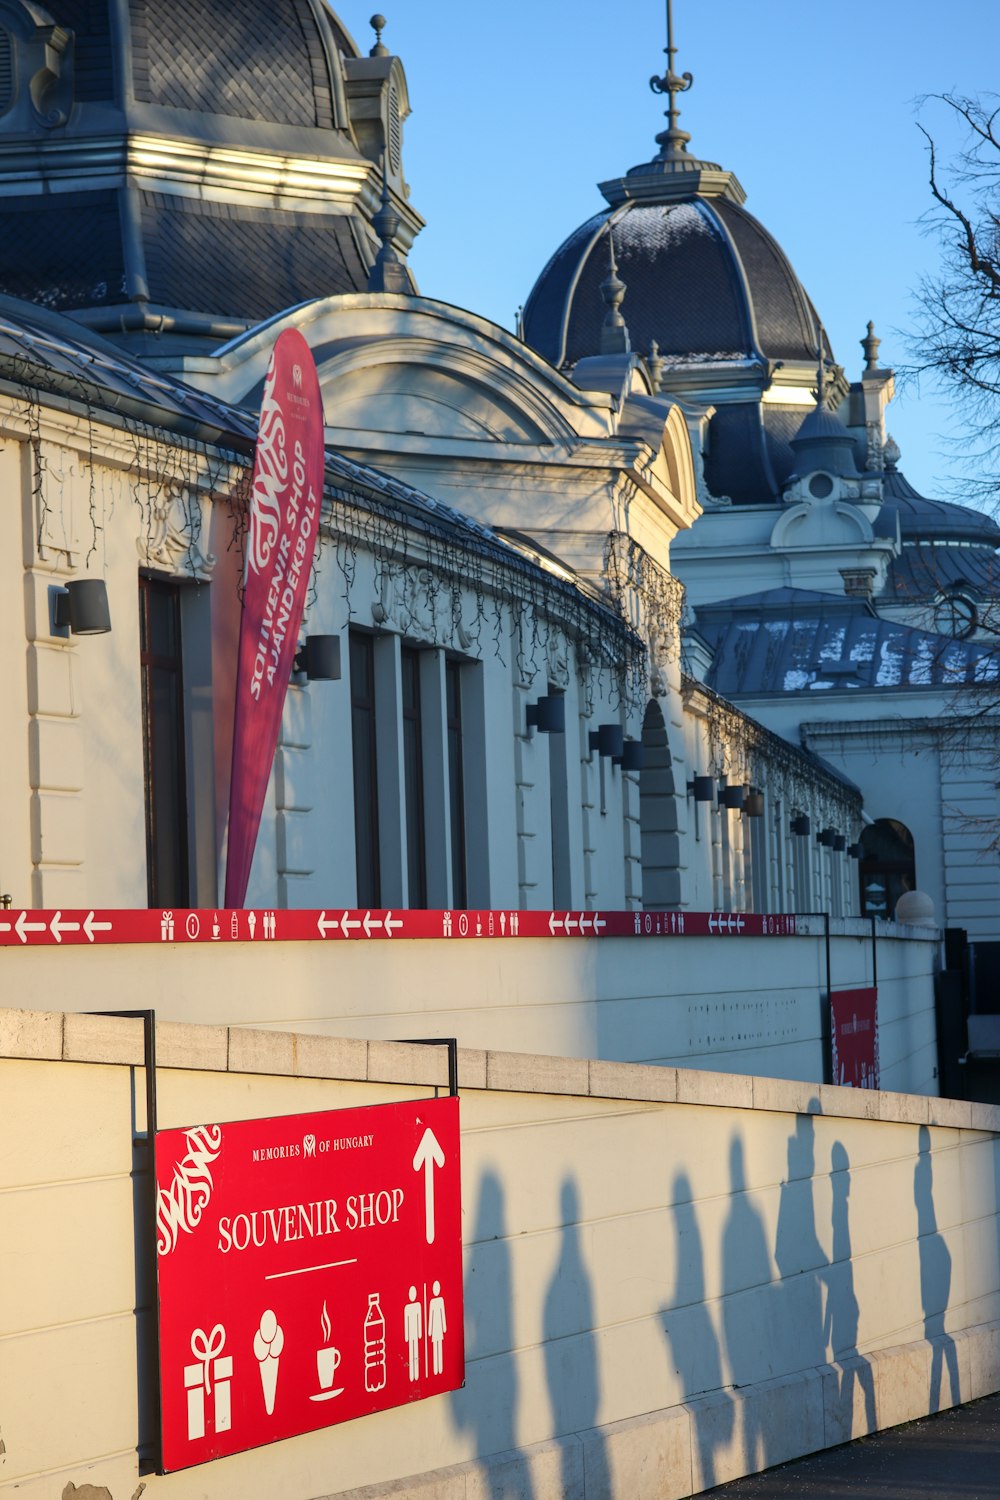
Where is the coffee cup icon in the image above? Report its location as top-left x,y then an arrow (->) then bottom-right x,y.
310,1301 -> 344,1402
317,1344 -> 341,1391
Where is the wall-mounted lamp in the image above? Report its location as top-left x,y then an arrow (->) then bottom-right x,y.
615,739 -> 644,772
687,774 -> 716,802
526,693 -> 566,735
832,834 -> 847,852
817,827 -> 836,847
847,842 -> 863,860
293,635 -> 342,681
49,579 -> 112,637
791,814 -> 811,836
720,784 -> 745,811
589,723 -> 624,759
744,789 -> 765,818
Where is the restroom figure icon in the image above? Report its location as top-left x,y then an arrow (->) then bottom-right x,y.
404,1281 -> 447,1381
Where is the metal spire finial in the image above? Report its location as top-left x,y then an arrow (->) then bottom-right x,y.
600,225 -> 630,354
816,331 -> 827,407
650,0 -> 693,159
367,152 -> 412,294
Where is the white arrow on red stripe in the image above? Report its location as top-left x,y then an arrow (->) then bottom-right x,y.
50,912 -> 81,943
15,911 -> 46,943
83,912 -> 112,942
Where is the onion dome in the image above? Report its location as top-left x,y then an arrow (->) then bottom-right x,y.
0,3 -> 420,355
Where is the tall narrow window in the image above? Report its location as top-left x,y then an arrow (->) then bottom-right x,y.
747,811 -> 769,913
350,631 -> 380,907
792,826 -> 812,911
401,646 -> 427,907
446,660 -> 467,908
548,691 -> 570,908
139,576 -> 189,907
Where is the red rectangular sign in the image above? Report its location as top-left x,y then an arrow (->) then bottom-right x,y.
154,1096 -> 463,1472
0,906 -> 798,947
830,987 -> 880,1089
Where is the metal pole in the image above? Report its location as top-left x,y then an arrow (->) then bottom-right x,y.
870,913 -> 878,989
92,1008 -> 161,1472
396,1037 -> 459,1098
796,914 -> 833,1085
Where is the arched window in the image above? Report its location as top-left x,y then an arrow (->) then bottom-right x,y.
859,819 -> 916,919
639,699 -> 681,909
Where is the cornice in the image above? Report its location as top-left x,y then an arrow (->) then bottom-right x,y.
0,134 -> 423,241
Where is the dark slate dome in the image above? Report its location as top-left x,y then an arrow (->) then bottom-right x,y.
0,1 -> 420,355
522,52 -> 836,506
525,196 -> 826,373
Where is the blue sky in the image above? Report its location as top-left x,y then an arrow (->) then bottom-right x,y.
342,1 -> 997,501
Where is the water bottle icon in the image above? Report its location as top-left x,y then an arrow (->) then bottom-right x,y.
363,1292 -> 386,1392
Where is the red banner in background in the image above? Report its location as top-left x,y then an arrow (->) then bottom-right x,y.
224,328 -> 326,908
830,987 -> 880,1088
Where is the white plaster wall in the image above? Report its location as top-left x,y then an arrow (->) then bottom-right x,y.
0,1017 -> 995,1500
0,923 -> 939,1094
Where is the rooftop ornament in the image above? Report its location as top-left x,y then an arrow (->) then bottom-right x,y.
861,320 -> 882,373
650,0 -> 694,162
599,226 -> 631,355
369,13 -> 389,57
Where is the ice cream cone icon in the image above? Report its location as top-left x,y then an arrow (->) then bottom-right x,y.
253,1308 -> 284,1416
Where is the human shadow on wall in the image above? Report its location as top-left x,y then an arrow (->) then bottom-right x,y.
721,1135 -> 774,1474
543,1177 -> 609,1499
915,1124 -> 961,1411
661,1170 -> 732,1488
774,1110 -> 829,1384
450,1169 -> 534,1498
821,1140 -> 877,1435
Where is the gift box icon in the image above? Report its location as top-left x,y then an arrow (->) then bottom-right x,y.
184,1324 -> 233,1440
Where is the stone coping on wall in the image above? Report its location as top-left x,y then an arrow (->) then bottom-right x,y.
0,1005 -> 994,1133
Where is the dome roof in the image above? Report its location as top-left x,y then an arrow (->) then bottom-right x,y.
53,0 -> 348,127
524,196 -> 827,373
883,469 -> 1000,546
0,2 -> 420,354
521,56 -> 836,507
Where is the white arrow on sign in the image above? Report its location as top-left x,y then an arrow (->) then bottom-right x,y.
15,911 -> 46,943
593,915 -> 606,933
709,914 -> 719,934
51,912 -> 81,943
412,1125 -> 446,1245
384,911 -> 403,936
363,911 -> 383,937
341,911 -> 360,936
564,913 -> 579,934
83,912 -> 112,942
317,911 -> 340,938
548,912 -> 564,935
735,915 -> 745,934
579,913 -> 594,934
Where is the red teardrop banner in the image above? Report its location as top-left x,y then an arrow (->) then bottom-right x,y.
224,329 -> 325,908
